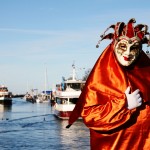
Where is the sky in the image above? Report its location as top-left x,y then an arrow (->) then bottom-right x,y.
0,0 -> 150,94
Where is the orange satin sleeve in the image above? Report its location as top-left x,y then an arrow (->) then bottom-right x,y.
81,94 -> 134,131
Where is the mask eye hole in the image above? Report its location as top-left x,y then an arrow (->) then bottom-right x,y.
118,43 -> 127,51
130,46 -> 138,50
130,45 -> 140,54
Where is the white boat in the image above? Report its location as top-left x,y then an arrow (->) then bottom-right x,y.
0,85 -> 12,105
36,67 -> 52,103
53,64 -> 85,119
36,91 -> 52,103
36,94 -> 43,103
36,93 -> 48,103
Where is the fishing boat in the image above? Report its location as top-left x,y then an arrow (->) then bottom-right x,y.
53,64 -> 85,119
0,85 -> 12,105
23,89 -> 37,103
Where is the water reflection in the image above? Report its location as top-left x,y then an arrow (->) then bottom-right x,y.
0,104 -> 12,120
0,99 -> 90,150
55,119 -> 90,150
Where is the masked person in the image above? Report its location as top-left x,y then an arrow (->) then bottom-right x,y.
66,18 -> 150,150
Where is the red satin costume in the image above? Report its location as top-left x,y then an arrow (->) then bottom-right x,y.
68,19 -> 150,150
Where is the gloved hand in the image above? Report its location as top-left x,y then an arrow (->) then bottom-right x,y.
125,86 -> 142,110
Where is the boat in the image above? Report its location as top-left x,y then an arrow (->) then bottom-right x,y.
0,85 -> 12,105
24,93 -> 36,103
23,89 -> 37,103
53,64 -> 85,119
35,67 -> 52,103
36,91 -> 52,103
36,94 -> 43,103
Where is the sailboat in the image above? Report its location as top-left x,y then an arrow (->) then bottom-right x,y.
36,67 -> 52,103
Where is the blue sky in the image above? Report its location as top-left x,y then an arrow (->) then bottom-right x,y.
0,0 -> 150,94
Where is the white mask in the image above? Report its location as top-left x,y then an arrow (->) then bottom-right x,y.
114,36 -> 141,66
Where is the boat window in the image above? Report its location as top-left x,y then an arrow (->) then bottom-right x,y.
56,98 -> 67,104
64,83 -> 84,90
69,98 -> 78,104
55,98 -> 61,104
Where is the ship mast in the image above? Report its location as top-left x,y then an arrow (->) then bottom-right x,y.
72,63 -> 76,81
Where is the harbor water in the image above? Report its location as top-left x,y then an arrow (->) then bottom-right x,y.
0,98 -> 90,150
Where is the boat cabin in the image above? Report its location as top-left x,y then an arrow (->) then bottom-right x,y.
61,80 -> 85,91
55,96 -> 78,105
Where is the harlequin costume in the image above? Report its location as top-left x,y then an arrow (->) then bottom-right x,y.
67,18 -> 150,150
